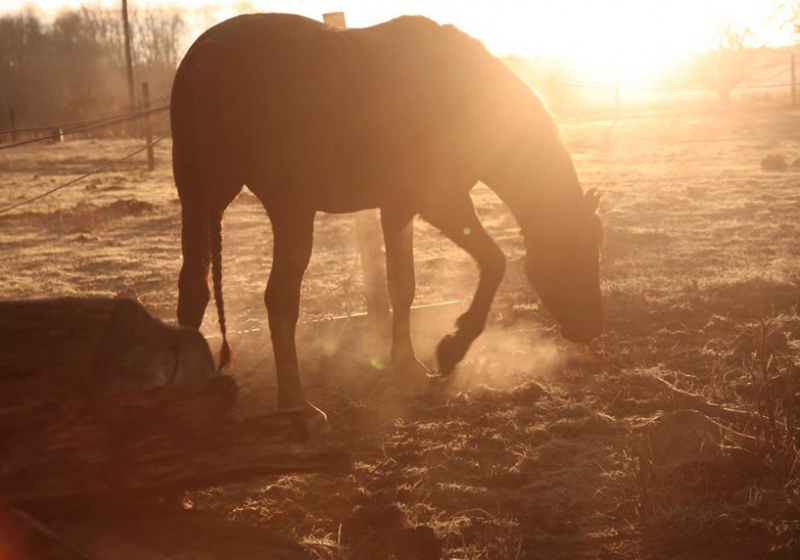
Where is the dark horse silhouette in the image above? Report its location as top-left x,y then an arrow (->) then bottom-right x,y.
171,14 -> 603,421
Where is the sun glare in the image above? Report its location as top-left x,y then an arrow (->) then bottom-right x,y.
2,0 -> 792,84
253,0 -> 789,86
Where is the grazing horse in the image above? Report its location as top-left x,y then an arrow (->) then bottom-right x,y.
171,14 -> 603,421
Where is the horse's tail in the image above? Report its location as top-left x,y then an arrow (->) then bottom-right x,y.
209,208 -> 233,370
173,39 -> 234,371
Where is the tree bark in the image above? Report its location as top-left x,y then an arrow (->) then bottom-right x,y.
8,506 -> 314,560
0,376 -> 347,508
0,298 -> 216,404
0,297 -> 347,559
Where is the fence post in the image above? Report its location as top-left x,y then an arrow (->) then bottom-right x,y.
141,81 -> 155,170
9,108 -> 16,142
323,11 -> 391,330
50,127 -> 63,144
547,74 -> 557,110
792,54 -> 796,108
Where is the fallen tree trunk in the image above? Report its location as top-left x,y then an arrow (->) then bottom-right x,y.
0,298 -> 216,403
649,375 -> 756,424
0,375 -> 346,508
0,297 -> 348,559
627,372 -> 757,425
7,506 -> 314,560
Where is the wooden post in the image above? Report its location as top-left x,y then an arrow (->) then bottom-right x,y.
142,81 -> 155,170
9,107 -> 16,142
322,11 -> 346,28
792,54 -> 796,108
323,12 -> 391,328
547,74 -> 557,110
49,127 -> 63,143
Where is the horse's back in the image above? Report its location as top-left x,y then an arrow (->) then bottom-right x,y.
170,13 -> 538,210
172,14 -> 364,200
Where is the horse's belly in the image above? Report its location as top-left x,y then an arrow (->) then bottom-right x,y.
241,123 -> 435,212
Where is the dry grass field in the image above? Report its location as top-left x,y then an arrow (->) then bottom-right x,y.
1,105 -> 799,559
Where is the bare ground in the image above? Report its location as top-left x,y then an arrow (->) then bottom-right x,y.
2,106 -> 800,559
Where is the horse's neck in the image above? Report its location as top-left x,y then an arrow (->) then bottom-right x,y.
484,125 -> 582,239
439,48 -> 583,230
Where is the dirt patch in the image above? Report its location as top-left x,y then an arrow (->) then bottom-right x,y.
2,112 -> 800,558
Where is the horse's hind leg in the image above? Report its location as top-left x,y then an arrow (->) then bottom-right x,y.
381,208 -> 429,380
263,206 -> 327,426
175,165 -> 242,330
420,194 -> 506,374
177,198 -> 211,329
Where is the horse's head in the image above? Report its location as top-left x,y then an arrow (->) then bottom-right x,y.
524,188 -> 604,343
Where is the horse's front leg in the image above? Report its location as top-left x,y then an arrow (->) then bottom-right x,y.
264,207 -> 327,428
420,194 -> 506,374
381,209 -> 429,381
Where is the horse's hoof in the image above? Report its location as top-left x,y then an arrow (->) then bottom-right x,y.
436,333 -> 463,375
393,355 -> 429,376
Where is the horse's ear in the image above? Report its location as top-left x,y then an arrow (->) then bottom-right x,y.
584,188 -> 602,213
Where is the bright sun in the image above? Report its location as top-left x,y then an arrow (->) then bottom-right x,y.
239,1 -> 790,84
370,0 -> 786,83
3,0 -> 792,84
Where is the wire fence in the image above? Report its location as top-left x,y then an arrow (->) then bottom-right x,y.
1,63 -> 795,145
0,135 -> 169,216
2,59 -> 795,144
0,96 -> 170,138
548,81 -> 793,92
0,93 -> 172,215
0,105 -> 170,151
0,58 -> 797,215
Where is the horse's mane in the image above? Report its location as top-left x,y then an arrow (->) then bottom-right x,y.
372,16 -> 558,135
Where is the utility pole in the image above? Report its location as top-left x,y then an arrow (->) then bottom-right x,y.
122,0 -> 136,114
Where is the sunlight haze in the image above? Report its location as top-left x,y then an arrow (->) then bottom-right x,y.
3,0 -> 800,555
4,0 -> 792,76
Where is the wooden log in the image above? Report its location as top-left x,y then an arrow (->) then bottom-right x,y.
627,372 -> 757,425
0,298 -> 215,404
10,506 -> 313,560
0,297 -> 347,559
0,376 -> 347,508
642,409 -> 769,483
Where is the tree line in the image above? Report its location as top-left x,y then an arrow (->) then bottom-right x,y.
2,2 -> 798,132
0,4 -> 188,132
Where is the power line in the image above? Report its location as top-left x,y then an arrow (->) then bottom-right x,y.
736,82 -> 792,90
0,136 -> 169,216
746,66 -> 791,85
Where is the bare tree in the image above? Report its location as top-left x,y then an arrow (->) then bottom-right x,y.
771,1 -> 800,34
711,23 -> 754,104
685,22 -> 754,104
0,4 -> 189,130
0,10 -> 55,125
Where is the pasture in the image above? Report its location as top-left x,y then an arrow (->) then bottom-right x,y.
1,105 -> 799,559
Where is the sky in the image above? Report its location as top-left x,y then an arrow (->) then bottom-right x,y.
2,1 -> 797,81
